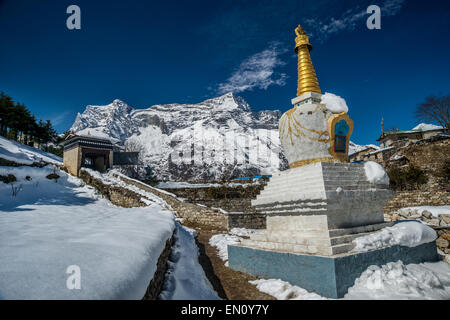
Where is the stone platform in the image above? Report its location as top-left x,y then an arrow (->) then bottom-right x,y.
252,162 -> 394,229
228,161 -> 439,298
240,215 -> 394,256
228,241 -> 439,298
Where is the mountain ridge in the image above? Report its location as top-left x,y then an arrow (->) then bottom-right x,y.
70,92 -> 287,181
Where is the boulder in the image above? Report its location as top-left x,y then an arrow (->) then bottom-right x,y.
421,210 -> 433,219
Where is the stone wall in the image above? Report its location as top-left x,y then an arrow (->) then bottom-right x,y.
78,170 -> 146,208
143,236 -> 173,300
383,208 -> 450,255
117,175 -> 267,230
228,213 -> 266,229
383,191 -> 450,214
63,146 -> 81,176
116,175 -> 229,230
162,184 -> 265,213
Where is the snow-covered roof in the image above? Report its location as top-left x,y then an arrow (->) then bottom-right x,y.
412,123 -> 443,131
380,123 -> 444,138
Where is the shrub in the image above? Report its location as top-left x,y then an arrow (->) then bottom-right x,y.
0,174 -> 17,184
46,173 -> 60,182
438,159 -> 450,183
387,165 -> 428,190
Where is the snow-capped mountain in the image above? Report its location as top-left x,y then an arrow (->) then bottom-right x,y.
70,93 -> 288,181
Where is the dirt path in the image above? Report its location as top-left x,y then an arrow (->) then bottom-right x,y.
191,226 -> 275,300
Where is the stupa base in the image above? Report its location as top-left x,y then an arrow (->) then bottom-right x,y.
228,241 -> 439,299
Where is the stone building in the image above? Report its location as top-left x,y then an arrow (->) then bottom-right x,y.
62,134 -> 140,176
348,146 -> 378,162
62,134 -> 114,176
377,126 -> 445,149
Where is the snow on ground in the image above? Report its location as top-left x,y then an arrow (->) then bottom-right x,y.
321,92 -> 349,113
352,221 -> 437,252
250,279 -> 326,300
0,136 -> 62,165
0,165 -> 175,299
81,168 -> 169,207
363,161 -> 389,185
209,228 -> 259,265
398,206 -> 450,217
107,169 -> 180,199
159,223 -> 220,300
345,261 -> 450,300
211,227 -> 450,300
250,261 -> 450,300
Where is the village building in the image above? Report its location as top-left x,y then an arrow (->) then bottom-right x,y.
377,126 -> 445,149
62,134 -> 138,176
348,146 -> 378,162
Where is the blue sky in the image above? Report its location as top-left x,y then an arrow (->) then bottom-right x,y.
0,0 -> 449,145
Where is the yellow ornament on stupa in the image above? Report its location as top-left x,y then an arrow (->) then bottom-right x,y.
294,25 -> 321,96
278,24 -> 354,168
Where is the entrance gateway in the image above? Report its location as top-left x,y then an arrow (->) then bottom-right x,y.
62,134 -> 138,176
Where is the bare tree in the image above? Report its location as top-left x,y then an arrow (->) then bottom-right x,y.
415,95 -> 449,132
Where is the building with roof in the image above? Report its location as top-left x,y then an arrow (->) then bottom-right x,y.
377,124 -> 445,149
62,134 -> 138,176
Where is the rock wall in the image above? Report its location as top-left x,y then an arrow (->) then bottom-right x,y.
117,175 -> 267,230
383,208 -> 450,255
228,213 -> 266,229
78,170 -> 146,208
162,184 -> 265,213
383,191 -> 450,214
143,236 -> 173,300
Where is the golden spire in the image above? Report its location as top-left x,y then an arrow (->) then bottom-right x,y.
294,25 -> 321,96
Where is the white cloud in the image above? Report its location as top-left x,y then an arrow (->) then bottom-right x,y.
216,42 -> 288,94
305,0 -> 405,42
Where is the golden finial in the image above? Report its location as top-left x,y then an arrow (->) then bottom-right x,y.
294,24 -> 321,96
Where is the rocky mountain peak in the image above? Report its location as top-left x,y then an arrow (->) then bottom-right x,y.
69,94 -> 288,181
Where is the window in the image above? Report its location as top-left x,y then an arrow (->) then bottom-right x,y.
334,135 -> 346,153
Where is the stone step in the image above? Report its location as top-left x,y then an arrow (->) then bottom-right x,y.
259,208 -> 327,216
239,239 -> 355,256
328,222 -> 394,237
249,230 -> 373,247
254,199 -> 328,210
258,179 -> 325,192
252,194 -> 326,207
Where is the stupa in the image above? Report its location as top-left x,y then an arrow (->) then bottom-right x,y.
228,25 -> 439,298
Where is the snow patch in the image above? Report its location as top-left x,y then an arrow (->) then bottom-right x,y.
352,221 -> 437,252
363,161 -> 389,185
158,223 -> 220,300
250,261 -> 450,300
0,165 -> 175,299
0,136 -> 62,165
413,123 -> 443,131
249,279 -> 326,300
209,234 -> 243,262
321,92 -> 349,113
345,261 -> 450,300
398,206 -> 450,218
